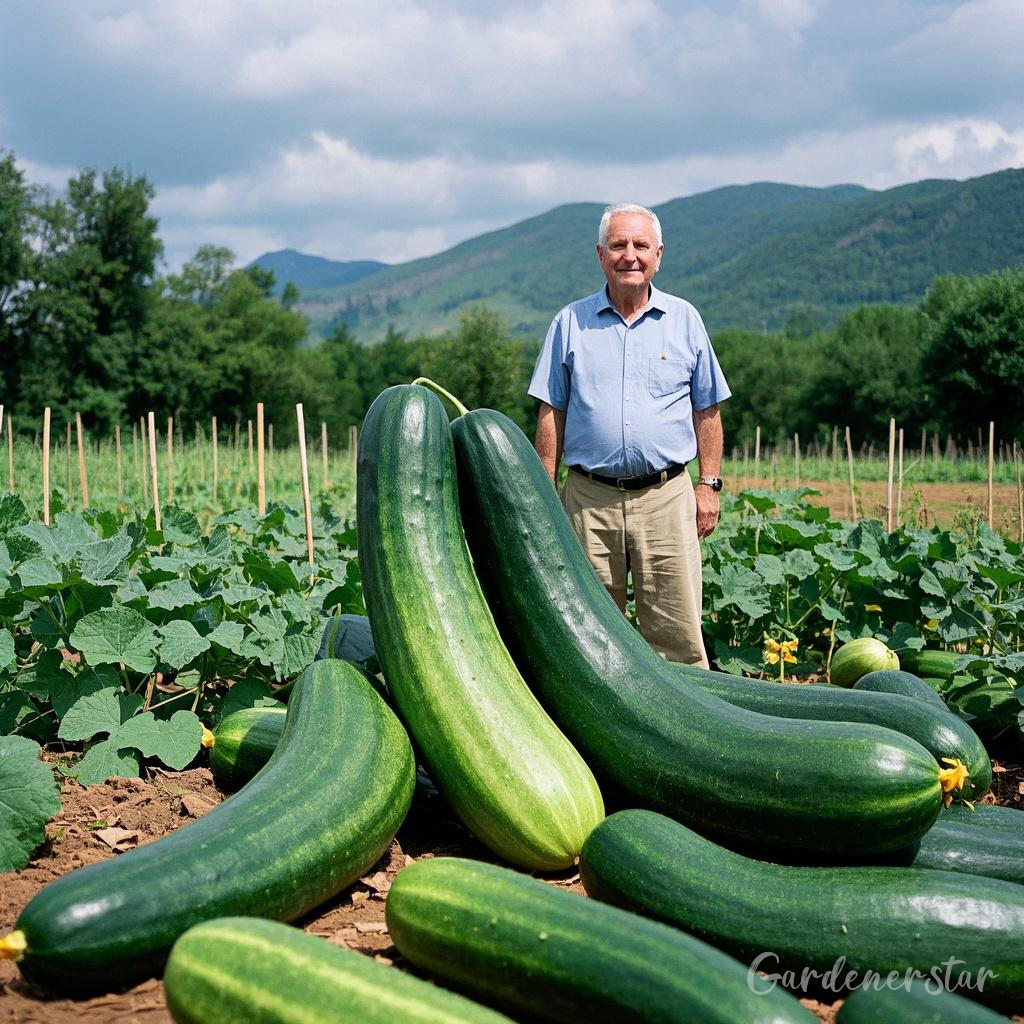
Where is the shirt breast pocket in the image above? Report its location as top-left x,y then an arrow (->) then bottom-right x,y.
648,358 -> 691,399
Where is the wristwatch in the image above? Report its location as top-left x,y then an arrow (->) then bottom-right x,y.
697,477 -> 723,492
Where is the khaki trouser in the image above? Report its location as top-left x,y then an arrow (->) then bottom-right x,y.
560,469 -> 709,668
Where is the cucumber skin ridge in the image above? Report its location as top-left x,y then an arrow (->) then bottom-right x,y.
579,808 -> 1024,1010
678,668 -> 991,798
357,386 -> 604,870
384,856 -> 816,1024
164,917 -> 514,1024
450,409 -> 942,855
14,660 -> 416,992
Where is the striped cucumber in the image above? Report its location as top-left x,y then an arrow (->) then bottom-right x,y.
165,917 -> 514,1024
853,669 -> 947,708
837,984 -> 1007,1022
677,668 -> 991,798
385,857 -> 816,1023
451,407 -> 953,855
357,385 -> 603,870
209,706 -> 286,791
579,808 -> 1024,1009
907,815 -> 1024,884
5,660 -> 415,991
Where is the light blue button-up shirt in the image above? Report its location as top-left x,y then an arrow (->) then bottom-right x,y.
528,285 -> 731,478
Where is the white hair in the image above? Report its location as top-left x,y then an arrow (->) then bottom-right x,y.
598,203 -> 662,248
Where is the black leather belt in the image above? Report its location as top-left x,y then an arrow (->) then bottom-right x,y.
570,462 -> 687,491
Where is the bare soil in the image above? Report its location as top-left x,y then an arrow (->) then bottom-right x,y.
2,763 -> 1023,1023
789,478 -> 1021,533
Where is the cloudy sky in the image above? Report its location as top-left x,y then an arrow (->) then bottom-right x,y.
2,0 -> 1022,270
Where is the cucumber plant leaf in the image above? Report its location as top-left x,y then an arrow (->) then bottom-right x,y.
0,736 -> 60,871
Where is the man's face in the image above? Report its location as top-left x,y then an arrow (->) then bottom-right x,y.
597,213 -> 663,293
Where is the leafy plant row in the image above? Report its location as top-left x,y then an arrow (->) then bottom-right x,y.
0,491 -> 364,787
702,487 -> 1024,736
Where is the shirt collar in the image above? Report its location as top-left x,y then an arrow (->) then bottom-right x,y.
596,284 -> 668,318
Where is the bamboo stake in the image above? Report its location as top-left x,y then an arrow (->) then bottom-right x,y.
141,417 -> 150,505
42,408 -> 51,525
247,419 -> 254,480
257,403 -> 266,516
75,412 -> 89,507
65,421 -> 71,497
321,421 -> 329,490
831,425 -> 839,480
132,420 -> 138,472
886,419 -> 895,532
295,404 -> 315,581
1015,442 -> 1023,544
148,411 -> 161,531
166,416 -> 175,503
987,421 -> 995,530
845,426 -> 858,520
897,428 -> 904,529
6,414 -> 13,492
754,425 -> 761,481
115,425 -> 123,500
211,416 -> 219,508
794,433 -> 800,487
348,425 -> 358,468
196,421 -> 204,484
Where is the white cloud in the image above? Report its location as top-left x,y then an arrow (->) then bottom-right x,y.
892,119 -> 1024,180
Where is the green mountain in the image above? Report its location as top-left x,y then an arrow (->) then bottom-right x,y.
286,168 -> 1024,341
248,249 -> 387,296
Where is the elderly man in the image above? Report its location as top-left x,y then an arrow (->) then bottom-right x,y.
528,202 -> 730,668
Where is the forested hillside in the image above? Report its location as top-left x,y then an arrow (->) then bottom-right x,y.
300,169 -> 1024,340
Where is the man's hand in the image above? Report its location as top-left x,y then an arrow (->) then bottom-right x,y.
695,484 -> 720,538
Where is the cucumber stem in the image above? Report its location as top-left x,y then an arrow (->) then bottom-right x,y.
0,930 -> 26,961
411,378 -> 470,418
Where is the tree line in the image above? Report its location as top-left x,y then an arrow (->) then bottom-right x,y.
2,150 -> 1022,449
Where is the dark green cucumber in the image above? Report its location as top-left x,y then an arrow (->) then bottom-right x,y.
837,984 -> 1007,1022
316,612 -> 380,675
357,385 -> 603,870
898,649 -> 961,680
165,917 -> 514,1024
209,706 -> 286,791
677,670 -> 990,798
10,660 -> 415,991
908,816 -> 1024,884
451,409 -> 944,855
942,802 -> 1024,837
579,808 -> 1024,1010
385,857 -> 816,1024
853,669 -> 947,708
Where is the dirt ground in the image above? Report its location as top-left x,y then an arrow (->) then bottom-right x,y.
733,477 -> 1023,534
3,763 -> 1024,1024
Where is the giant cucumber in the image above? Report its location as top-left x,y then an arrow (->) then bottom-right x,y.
357,385 -> 603,870
450,408 -> 948,855
385,856 -> 816,1023
677,669 -> 991,798
7,660 -> 415,991
165,917 -> 514,1024
580,808 -> 1024,1010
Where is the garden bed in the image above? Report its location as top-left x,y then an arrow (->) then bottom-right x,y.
5,763 -> 1024,1024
